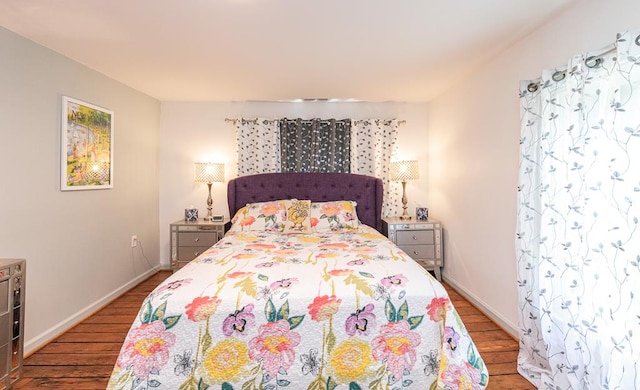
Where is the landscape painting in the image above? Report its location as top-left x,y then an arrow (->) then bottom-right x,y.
61,96 -> 113,190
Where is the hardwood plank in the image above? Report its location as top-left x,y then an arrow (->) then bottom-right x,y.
482,350 -> 519,364
94,302 -> 143,311
15,377 -> 109,389
22,365 -> 113,378
55,332 -> 126,343
456,313 -> 497,323
36,342 -> 123,354
67,323 -> 133,333
462,319 -> 501,332
474,339 -> 519,353
82,314 -> 136,326
486,374 -> 536,390
467,329 -> 514,342
455,305 -> 483,316
485,362 -> 521,375
25,353 -> 119,366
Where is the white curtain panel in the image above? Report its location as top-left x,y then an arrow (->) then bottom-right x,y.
350,119 -> 400,218
517,31 -> 640,389
236,118 -> 280,176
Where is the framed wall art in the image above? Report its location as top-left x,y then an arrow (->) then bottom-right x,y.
60,96 -> 114,191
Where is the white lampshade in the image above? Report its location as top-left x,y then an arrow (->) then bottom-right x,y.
194,162 -> 225,183
390,160 -> 420,182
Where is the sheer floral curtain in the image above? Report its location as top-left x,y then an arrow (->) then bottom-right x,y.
235,118 -> 280,176
517,31 -> 640,389
351,119 -> 400,218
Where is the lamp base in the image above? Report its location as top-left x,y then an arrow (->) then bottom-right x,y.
399,207 -> 412,220
203,182 -> 213,221
399,181 -> 411,220
203,207 -> 213,222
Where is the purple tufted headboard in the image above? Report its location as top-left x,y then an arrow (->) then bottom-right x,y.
227,173 -> 384,232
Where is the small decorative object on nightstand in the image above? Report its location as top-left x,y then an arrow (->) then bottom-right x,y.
416,207 -> 428,221
170,219 -> 229,271
184,207 -> 198,222
383,217 -> 443,281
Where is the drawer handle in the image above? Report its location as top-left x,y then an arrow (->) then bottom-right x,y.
413,251 -> 419,255
194,237 -> 200,242
412,236 -> 418,240
195,252 -> 201,256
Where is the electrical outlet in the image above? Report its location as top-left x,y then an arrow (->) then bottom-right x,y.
131,235 -> 138,248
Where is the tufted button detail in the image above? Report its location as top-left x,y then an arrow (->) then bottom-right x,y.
228,173 -> 382,230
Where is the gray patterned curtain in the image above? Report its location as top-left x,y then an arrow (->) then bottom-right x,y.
279,118 -> 351,173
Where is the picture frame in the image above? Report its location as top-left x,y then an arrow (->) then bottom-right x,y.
60,96 -> 114,191
185,208 -> 198,222
416,207 -> 429,221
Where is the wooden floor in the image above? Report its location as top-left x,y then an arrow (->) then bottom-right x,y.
14,271 -> 534,389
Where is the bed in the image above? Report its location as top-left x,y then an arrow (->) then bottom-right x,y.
107,173 -> 488,390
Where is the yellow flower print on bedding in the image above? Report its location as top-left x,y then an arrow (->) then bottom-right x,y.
199,338 -> 249,384
328,339 -> 373,383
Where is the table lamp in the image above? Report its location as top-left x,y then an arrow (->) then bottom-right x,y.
194,162 -> 225,221
390,160 -> 420,220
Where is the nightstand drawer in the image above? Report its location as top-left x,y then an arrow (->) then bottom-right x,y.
177,246 -> 212,261
383,217 -> 443,281
171,219 -> 229,272
178,232 -> 218,247
396,230 -> 434,245
398,244 -> 435,259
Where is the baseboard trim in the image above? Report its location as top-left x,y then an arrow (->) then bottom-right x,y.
24,265 -> 160,355
443,275 -> 519,339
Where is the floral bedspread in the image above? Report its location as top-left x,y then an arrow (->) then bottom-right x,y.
107,226 -> 488,389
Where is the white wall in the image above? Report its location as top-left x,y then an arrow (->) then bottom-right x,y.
0,27 -> 161,353
159,102 -> 429,267
428,0 -> 640,335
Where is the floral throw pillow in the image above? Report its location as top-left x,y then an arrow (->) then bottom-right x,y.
310,201 -> 360,231
283,199 -> 312,233
228,200 -> 287,233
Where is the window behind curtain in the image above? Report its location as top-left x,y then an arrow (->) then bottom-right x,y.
279,118 -> 351,173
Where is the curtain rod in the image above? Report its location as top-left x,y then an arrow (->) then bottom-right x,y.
225,118 -> 406,125
525,43 -> 618,93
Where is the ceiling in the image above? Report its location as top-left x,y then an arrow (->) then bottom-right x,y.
0,0 -> 575,102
